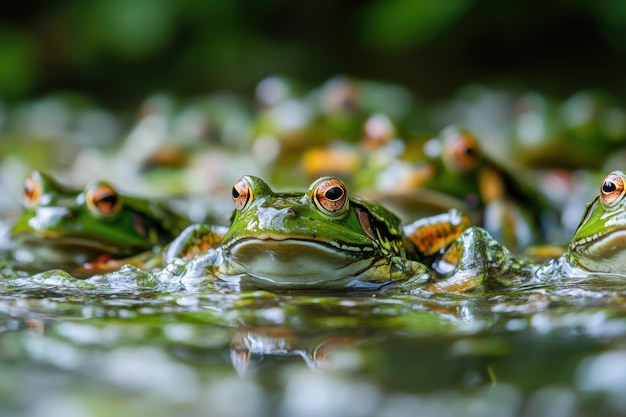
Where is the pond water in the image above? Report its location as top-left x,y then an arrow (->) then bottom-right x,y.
1,85 -> 625,417
1,262 -> 626,417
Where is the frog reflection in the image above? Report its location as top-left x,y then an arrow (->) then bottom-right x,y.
230,327 -> 365,375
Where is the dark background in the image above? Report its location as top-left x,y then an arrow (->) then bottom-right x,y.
2,0 -> 626,106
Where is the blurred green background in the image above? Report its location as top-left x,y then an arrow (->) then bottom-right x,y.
2,0 -> 626,106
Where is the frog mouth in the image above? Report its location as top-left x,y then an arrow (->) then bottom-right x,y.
11,233 -> 143,265
570,228 -> 626,253
220,237 -> 378,286
223,235 -> 374,255
569,229 -> 626,273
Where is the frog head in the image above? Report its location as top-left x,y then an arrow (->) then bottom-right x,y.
10,171 -> 182,271
567,170 -> 626,273
219,175 -> 406,287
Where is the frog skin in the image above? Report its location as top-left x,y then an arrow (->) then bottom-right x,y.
10,171 -> 190,277
301,124 -> 553,252
429,170 -> 626,292
171,170 -> 626,293
166,175 -> 479,290
565,170 -> 626,274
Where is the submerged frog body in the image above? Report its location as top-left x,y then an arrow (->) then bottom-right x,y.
166,175 -> 486,291
11,171 -> 190,277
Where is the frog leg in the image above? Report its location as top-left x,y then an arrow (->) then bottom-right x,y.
402,208 -> 472,257
371,256 -> 433,291
427,226 -> 534,293
425,227 -> 488,292
164,224 -> 228,262
355,256 -> 432,290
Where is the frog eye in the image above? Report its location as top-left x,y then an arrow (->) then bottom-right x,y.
23,174 -> 43,207
600,172 -> 625,206
442,130 -> 481,172
86,183 -> 122,217
232,177 -> 253,211
313,177 -> 349,216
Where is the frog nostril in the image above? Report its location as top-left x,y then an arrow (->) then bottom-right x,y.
286,208 -> 297,216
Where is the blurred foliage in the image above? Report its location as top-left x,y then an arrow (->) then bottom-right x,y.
357,0 -> 471,49
1,0 -> 626,105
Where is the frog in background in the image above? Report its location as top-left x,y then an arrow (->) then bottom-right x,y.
10,171 -> 190,277
305,123 -> 559,253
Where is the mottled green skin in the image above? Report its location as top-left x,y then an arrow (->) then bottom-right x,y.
11,171 -> 189,274
218,176 -> 429,288
167,176 -> 436,289
432,170 -> 626,293
165,174 -> 547,292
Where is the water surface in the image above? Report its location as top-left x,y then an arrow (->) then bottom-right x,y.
1,262 -> 626,417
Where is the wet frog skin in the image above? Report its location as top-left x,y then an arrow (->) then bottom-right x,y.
164,171 -> 626,292
166,175 -> 478,290
430,170 -> 626,292
566,170 -> 626,274
10,171 -> 190,277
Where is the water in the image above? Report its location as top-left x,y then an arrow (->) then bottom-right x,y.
1,264 -> 626,417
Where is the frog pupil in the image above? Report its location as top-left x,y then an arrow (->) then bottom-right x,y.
325,186 -> 343,201
603,181 -> 616,193
232,188 -> 240,199
99,194 -> 118,208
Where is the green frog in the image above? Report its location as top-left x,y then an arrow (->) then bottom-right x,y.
301,124 -> 556,252
10,171 -> 190,277
167,171 -> 626,293
166,175 -> 480,290
382,125 -> 560,251
565,170 -> 626,274
429,170 -> 626,291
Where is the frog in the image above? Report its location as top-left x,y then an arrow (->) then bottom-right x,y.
300,123 -> 558,253
429,170 -> 626,292
10,171 -> 190,277
565,170 -> 626,274
371,125 -> 564,253
168,170 -> 626,293
165,175 -> 489,291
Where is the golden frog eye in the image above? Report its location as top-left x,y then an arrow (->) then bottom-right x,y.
442,131 -> 481,172
232,177 -> 253,211
313,177 -> 349,216
86,183 -> 122,217
23,174 -> 43,207
600,172 -> 625,206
